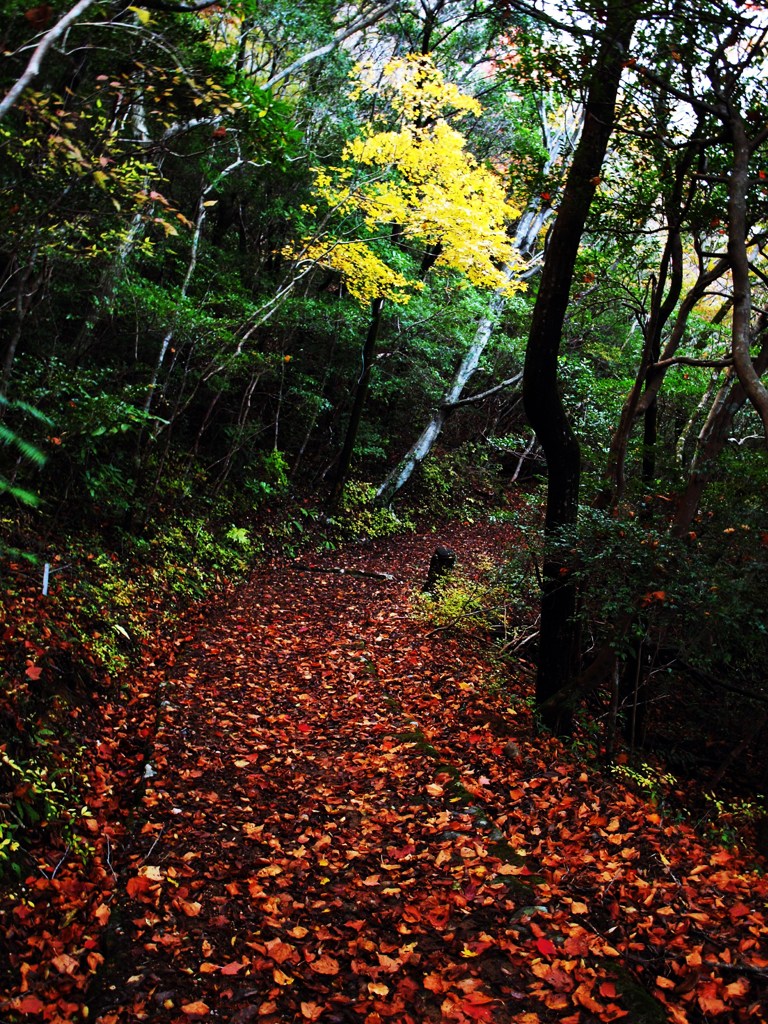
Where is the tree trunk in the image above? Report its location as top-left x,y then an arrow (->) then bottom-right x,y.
375,286 -> 507,506
724,111 -> 768,442
523,1 -> 640,733
672,323 -> 768,536
641,230 -> 684,483
329,297 -> 385,506
601,253 -> 731,506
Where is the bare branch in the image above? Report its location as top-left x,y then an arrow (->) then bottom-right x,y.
0,0 -> 98,122
652,355 -> 733,370
264,2 -> 397,91
441,372 -> 523,409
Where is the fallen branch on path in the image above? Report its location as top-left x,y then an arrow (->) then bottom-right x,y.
288,563 -> 398,581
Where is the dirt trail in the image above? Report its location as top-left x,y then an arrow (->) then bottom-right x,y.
93,523 -> 541,1023
4,524 -> 768,1024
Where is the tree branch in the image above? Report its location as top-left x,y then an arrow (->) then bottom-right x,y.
0,0 -> 98,122
264,2 -> 397,91
652,355 -> 733,371
441,372 -> 523,409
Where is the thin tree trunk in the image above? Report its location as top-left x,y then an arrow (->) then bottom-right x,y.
642,230 -> 684,482
329,297 -> 385,506
523,1 -> 640,733
724,112 -> 768,441
672,323 -> 768,536
375,285 -> 508,506
601,254 -> 731,506
1,249 -> 44,392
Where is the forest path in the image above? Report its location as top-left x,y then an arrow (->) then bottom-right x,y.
5,522 -> 768,1024
91,521 -> 547,1024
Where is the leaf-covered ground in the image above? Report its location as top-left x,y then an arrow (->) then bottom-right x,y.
2,523 -> 767,1024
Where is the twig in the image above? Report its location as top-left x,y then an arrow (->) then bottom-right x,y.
288,563 -> 397,581
50,844 -> 70,879
702,960 -> 768,979
105,834 -> 117,880
0,0 -> 98,121
139,825 -> 165,866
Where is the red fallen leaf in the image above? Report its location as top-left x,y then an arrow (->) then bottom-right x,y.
298,723 -> 312,733
220,961 -> 244,975
531,964 -> 573,993
10,995 -> 46,1014
126,876 -> 151,898
25,665 -> 42,681
728,903 -> 751,921
535,937 -> 557,956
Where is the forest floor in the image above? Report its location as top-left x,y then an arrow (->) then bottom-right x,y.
2,521 -> 768,1024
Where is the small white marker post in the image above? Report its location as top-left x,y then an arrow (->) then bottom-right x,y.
42,562 -> 50,596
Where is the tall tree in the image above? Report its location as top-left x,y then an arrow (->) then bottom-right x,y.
286,56 -> 524,503
519,0 -> 641,731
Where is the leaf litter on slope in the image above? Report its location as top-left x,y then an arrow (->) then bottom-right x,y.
2,522 -> 767,1024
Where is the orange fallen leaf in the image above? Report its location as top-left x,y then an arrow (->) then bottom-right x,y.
300,1003 -> 324,1020
51,953 -> 80,975
181,1001 -> 210,1017
11,995 -> 46,1014
176,898 -> 202,917
309,954 -> 340,975
93,903 -> 110,925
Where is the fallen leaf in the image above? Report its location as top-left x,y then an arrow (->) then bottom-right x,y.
309,954 -> 340,975
181,1001 -> 210,1017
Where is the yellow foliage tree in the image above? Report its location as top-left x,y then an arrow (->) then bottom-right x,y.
290,55 -> 525,305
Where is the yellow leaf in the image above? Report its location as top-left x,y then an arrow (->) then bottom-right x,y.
128,6 -> 152,26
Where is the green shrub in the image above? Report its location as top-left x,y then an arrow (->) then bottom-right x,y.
331,481 -> 414,541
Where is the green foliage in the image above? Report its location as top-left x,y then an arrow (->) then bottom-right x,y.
414,542 -> 541,658
0,743 -> 92,880
410,442 -> 505,520
550,500 -> 768,690
0,395 -> 50,512
414,568 -> 489,631
701,791 -> 767,849
244,449 -> 290,507
329,481 -> 414,542
611,759 -> 677,809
